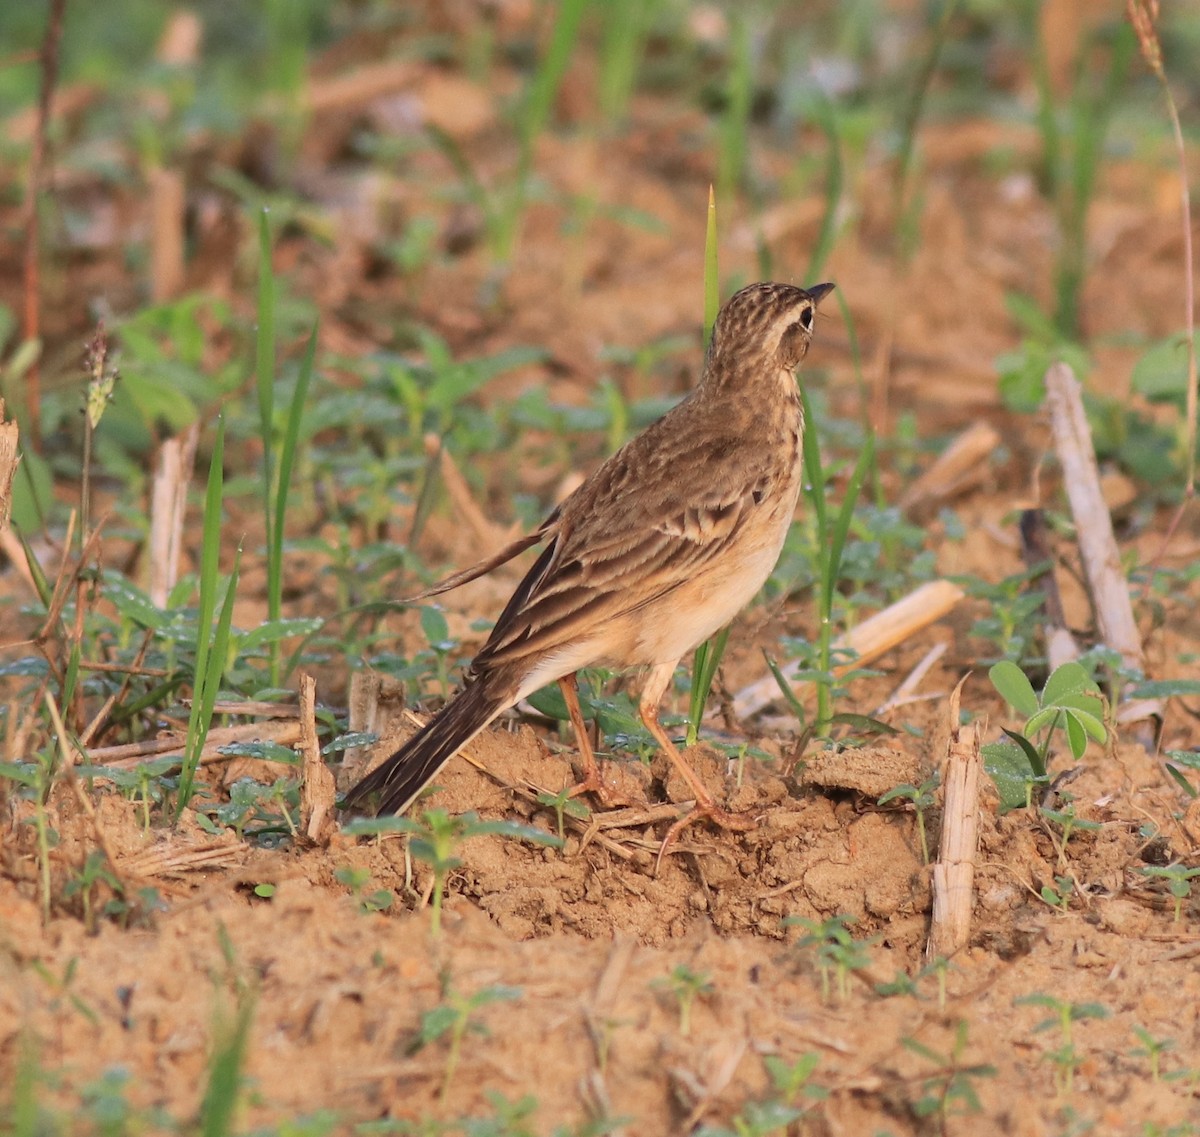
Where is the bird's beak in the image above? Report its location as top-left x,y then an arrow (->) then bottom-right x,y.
806,282 -> 836,305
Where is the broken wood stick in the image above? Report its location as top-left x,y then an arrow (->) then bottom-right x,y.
927,679 -> 982,960
299,673 -> 336,844
1044,362 -> 1161,734
146,423 -> 199,608
899,420 -> 1001,515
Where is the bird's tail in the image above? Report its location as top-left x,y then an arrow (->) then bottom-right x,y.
341,681 -> 505,817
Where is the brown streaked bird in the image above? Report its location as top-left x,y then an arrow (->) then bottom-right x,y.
344,280 -> 834,860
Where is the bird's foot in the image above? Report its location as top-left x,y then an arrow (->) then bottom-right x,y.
567,762 -> 638,810
654,800 -> 758,875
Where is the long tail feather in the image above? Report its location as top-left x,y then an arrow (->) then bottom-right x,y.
342,682 -> 505,816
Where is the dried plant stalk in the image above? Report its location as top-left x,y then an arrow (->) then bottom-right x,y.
299,673 -> 336,843
0,399 -> 18,531
1045,363 -> 1161,732
927,680 -> 981,960
899,421 -> 1001,515
146,424 -> 199,608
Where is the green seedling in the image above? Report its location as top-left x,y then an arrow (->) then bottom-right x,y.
901,1021 -> 995,1122
1031,20 -> 1134,338
534,785 -> 590,842
983,660 -> 1107,811
343,810 -> 560,936
411,983 -> 521,1104
418,606 -> 459,700
875,957 -> 953,1012
652,964 -> 713,1038
1040,798 -> 1102,870
697,1099 -> 805,1137
334,865 -> 394,915
763,1052 -> 825,1109
176,418 -> 241,821
1131,1026 -> 1176,1084
786,914 -> 873,1003
62,850 -> 124,934
425,0 -> 586,269
1139,864 -> 1200,924
1017,992 -> 1109,1095
30,957 -> 98,1026
201,951 -> 257,1137
199,777 -> 299,843
878,772 -> 939,863
1040,874 -> 1075,915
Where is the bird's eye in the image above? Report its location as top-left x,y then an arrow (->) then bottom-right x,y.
799,306 -> 814,331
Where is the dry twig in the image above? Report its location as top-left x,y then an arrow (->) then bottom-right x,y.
927,678 -> 982,960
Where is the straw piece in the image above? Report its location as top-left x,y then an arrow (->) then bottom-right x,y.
146,424 -> 199,608
1044,363 -> 1160,728
299,673 -> 335,844
899,421 -> 1001,515
927,678 -> 982,960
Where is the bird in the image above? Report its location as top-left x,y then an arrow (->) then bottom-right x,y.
343,280 -> 835,863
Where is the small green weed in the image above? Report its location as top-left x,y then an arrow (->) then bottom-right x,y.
785,914 -> 873,1003
901,1021 -> 996,1123
334,865 -> 395,915
410,983 -> 521,1104
343,810 -> 560,936
878,772 -> 939,863
1139,863 -> 1200,923
651,964 -> 713,1038
1016,992 -> 1109,1095
983,661 -> 1107,810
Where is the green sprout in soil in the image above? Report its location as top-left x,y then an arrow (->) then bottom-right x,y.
343,810 -> 560,937
1139,863 -> 1200,924
410,983 -> 521,1104
785,914 -> 873,1004
652,964 -> 714,1039
878,771 -> 939,863
1016,992 -> 1109,1096
983,660 -> 1107,811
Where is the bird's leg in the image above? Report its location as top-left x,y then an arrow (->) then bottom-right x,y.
558,674 -> 631,808
638,663 -> 756,873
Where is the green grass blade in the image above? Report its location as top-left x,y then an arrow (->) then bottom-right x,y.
687,626 -> 729,746
800,388 -> 827,536
517,0 -> 588,157
703,186 -> 719,347
176,419 -> 226,819
805,94 -> 843,283
200,987 -> 256,1137
256,210 -> 277,549
15,528 -> 52,608
824,433 -> 874,619
717,13 -> 751,207
268,323 -> 317,685
598,0 -> 648,123
504,0 -> 587,259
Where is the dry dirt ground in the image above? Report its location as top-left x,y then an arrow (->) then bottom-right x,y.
2,4 -> 1200,1135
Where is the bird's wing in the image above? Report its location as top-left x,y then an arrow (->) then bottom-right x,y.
474,427 -> 780,669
